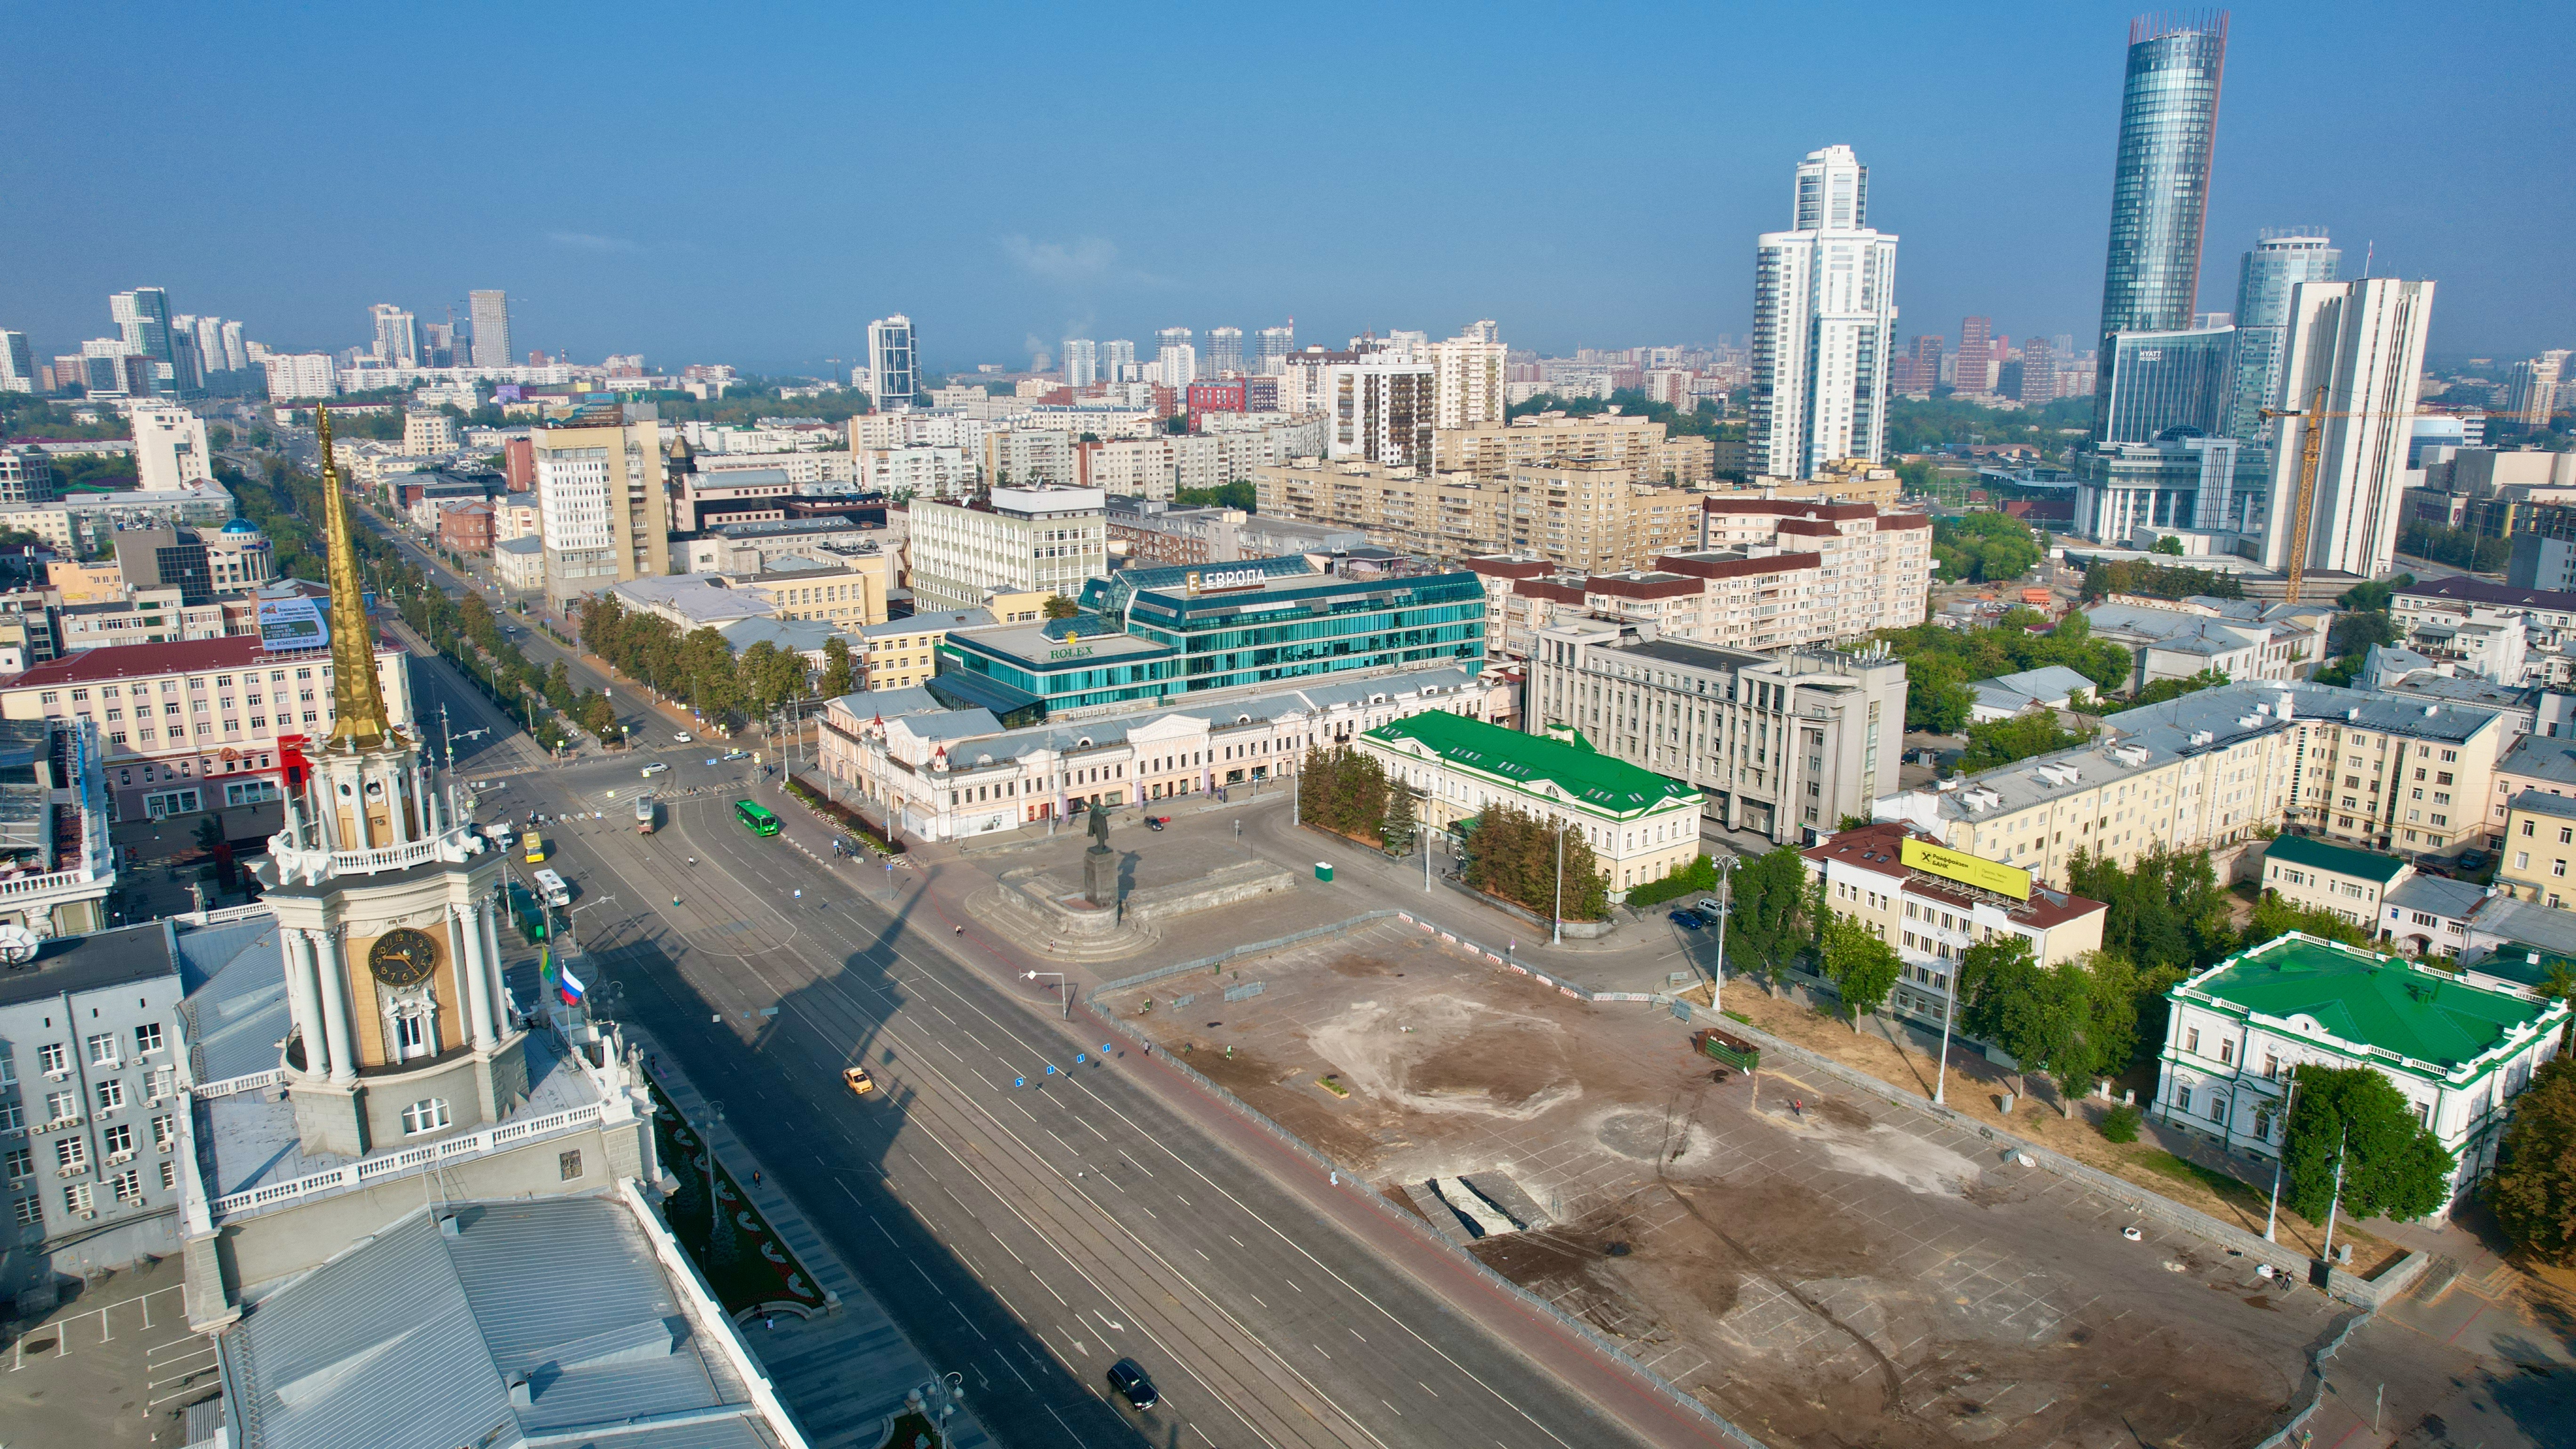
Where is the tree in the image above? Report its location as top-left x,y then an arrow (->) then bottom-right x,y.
1726,846 -> 1811,993
1932,513 -> 2045,583
2284,1064 -> 2457,1226
2492,1056 -> 2576,1263
1041,594 -> 1080,620
1381,784 -> 1419,859
2150,534 -> 2187,556
819,636 -> 856,698
2107,668 -> 2231,712
1960,711 -> 2095,771
2246,892 -> 2375,949
1819,911 -> 1903,1030
1905,656 -> 1975,734
1174,482 -> 1256,511
579,691 -> 620,742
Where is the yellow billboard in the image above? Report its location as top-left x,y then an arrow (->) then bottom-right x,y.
1900,838 -> 2031,901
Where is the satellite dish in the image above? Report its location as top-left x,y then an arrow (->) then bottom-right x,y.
0,925 -> 39,965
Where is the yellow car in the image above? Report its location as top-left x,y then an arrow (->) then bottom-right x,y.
842,1066 -> 876,1097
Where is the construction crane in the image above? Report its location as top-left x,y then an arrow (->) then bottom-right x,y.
2259,384 -> 2436,605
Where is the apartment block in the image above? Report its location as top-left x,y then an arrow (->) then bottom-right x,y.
909,486 -> 1108,613
1250,458 -> 1701,573
1878,681 -> 2514,888
983,428 -> 1078,488
1528,619 -> 1906,843
531,403 -> 671,611
1433,411 -> 1677,483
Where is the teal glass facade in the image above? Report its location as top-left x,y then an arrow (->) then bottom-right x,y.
938,562 -> 1487,717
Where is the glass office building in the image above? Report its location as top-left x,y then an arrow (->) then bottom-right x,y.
2100,326 -> 2238,444
938,555 -> 1486,717
2092,13 -> 2229,438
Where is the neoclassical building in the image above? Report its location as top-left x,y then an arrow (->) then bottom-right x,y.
261,406 -> 522,1158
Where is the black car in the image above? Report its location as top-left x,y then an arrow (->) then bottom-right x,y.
1106,1357 -> 1159,1410
1667,909 -> 1704,929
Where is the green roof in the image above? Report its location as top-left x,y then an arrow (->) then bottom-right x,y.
2262,833 -> 2408,885
1362,712 -> 1695,818
2183,934 -> 2554,1072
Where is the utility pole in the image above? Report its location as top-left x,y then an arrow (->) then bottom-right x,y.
2318,1120 -> 2351,1269
1551,819 -> 1568,947
1709,855 -> 1733,1014
1933,966 -> 1959,1105
2264,1075 -> 2301,1242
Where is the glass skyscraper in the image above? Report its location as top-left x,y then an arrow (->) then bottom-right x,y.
2224,232 -> 2339,441
2100,326 -> 2237,444
2092,13 -> 2229,438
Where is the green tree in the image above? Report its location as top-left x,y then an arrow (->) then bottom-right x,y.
1174,482 -> 1256,511
579,691 -> 620,742
1725,846 -> 1811,993
2491,1056 -> 2576,1263
1381,784 -> 1419,859
2150,534 -> 2187,556
1960,711 -> 2095,771
1905,656 -> 1975,733
1931,513 -> 2045,583
1041,594 -> 1080,620
819,636 -> 856,698
2246,892 -> 2375,949
2107,668 -> 2232,712
2284,1064 -> 2458,1226
1819,911 -> 1903,1030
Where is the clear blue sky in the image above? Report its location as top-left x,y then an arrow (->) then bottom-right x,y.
7,2 -> 2568,375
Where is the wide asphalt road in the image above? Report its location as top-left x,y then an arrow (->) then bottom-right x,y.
400,655 -> 1732,1449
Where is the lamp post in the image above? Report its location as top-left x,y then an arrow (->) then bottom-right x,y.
2263,1075 -> 2300,1242
1022,970 -> 1069,1019
1932,963 -> 1959,1105
1550,818 -> 1569,947
2318,1120 -> 2351,1269
1709,854 -> 1734,1013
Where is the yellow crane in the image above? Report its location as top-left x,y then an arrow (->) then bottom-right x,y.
2259,384 -> 2437,605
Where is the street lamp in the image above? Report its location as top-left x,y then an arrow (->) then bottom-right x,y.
1707,853 -> 1736,1013
1022,970 -> 1069,1019
2263,1074 -> 2301,1242
1550,817 -> 1570,947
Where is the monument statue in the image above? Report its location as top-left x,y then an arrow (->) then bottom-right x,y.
1082,805 -> 1117,908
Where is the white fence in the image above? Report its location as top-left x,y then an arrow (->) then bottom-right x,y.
208,1100 -> 610,1221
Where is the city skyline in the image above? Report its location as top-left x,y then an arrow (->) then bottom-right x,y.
2,3 -> 2569,373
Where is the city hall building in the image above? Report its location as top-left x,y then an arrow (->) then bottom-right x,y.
934,555 -> 1486,719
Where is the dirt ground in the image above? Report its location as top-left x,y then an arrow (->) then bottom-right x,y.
1707,977 -> 2404,1278
1107,921 -> 2349,1449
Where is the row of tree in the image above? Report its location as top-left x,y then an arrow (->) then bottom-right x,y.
2398,517 -> 2512,572
577,592 -> 854,729
2078,558 -> 2246,602
1931,513 -> 2045,583
1874,609 -> 2131,733
1297,744 -> 1395,848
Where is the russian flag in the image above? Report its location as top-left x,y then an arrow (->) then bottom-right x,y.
557,965 -> 587,1007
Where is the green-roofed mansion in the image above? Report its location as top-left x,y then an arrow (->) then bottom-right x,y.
1360,714 -> 1703,896
2155,932 -> 2569,1206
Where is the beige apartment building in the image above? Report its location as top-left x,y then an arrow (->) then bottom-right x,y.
1434,411 -> 1713,486
1880,682 -> 2514,891
1805,822 -> 2109,1029
1251,458 -> 1701,574
531,404 -> 671,611
856,608 -> 993,692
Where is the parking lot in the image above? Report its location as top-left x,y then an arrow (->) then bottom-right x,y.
1102,921 -> 2345,1449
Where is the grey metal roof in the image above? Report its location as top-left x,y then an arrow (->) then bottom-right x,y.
715,617 -> 852,655
2499,734 -> 2576,788
2470,894 -> 2576,958
177,915 -> 290,1084
826,684 -> 950,721
2377,671 -> 2538,714
225,1196 -> 783,1449
2385,873 -> 2491,921
858,608 -> 991,639
918,667 -> 1486,768
2509,788 -> 2576,821
0,919 -> 177,1010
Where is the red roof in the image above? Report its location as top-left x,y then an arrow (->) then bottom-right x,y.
3,630 -> 394,687
1586,574 -> 1698,600
1703,499 -> 1876,521
1656,550 -> 1823,581
1874,513 -> 1932,531
1463,556 -> 1554,580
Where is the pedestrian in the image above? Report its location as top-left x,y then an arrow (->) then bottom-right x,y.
752,1169 -> 761,1186
1792,1097 -> 1803,1118
954,925 -> 964,935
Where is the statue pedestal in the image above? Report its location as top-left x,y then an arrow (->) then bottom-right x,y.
1083,846 -> 1117,909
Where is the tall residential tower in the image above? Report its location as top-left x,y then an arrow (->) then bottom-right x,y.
867,315 -> 919,409
1749,144 -> 1899,478
2224,231 -> 2339,441
467,289 -> 512,368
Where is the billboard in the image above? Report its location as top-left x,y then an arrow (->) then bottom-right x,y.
1900,838 -> 2031,902
257,596 -> 329,652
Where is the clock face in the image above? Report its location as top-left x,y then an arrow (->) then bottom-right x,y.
368,927 -> 441,988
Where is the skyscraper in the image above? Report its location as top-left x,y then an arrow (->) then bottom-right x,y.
867,315 -> 919,409
1254,325 -> 1295,375
2256,278 -> 2435,580
1206,327 -> 1244,377
1155,328 -> 1196,390
2223,232 -> 2339,441
2506,351 -> 2569,426
109,288 -> 195,394
369,304 -> 419,367
2092,13 -> 2229,436
1063,338 -> 1099,388
1749,144 -> 1899,477
0,331 -> 34,393
2018,336 -> 2058,405
1956,316 -> 1996,393
468,290 -> 513,368
1103,339 -> 1138,382
1430,324 -> 1507,430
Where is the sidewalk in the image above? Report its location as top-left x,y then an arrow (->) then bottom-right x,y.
639,1028 -> 990,1449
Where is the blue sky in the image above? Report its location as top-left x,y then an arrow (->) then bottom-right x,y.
6,2 -> 2568,375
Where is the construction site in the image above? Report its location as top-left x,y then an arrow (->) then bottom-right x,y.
1104,919 -> 2348,1449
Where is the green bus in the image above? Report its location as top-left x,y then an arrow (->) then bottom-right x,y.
734,799 -> 781,837
505,881 -> 548,944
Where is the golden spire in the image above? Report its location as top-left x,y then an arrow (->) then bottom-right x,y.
315,404 -> 393,752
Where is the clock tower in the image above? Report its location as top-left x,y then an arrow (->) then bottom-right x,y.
262,405 -> 524,1158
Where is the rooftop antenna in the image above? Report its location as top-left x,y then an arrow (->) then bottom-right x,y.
2360,241 -> 2374,279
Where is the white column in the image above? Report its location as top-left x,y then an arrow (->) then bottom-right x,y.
456,902 -> 496,1049
481,899 -> 510,1032
314,927 -> 359,1084
284,929 -> 326,1078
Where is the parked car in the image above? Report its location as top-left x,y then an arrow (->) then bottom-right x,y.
1145,815 -> 1170,830
675,731 -> 695,743
841,1066 -> 876,1097
2459,850 -> 2490,870
1105,1358 -> 1159,1410
640,762 -> 669,777
1667,909 -> 1705,930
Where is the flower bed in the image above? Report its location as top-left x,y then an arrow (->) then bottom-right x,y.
647,1080 -> 829,1315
